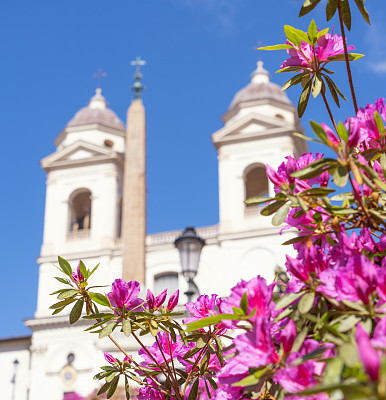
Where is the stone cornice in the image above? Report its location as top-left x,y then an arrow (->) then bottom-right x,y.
55,123 -> 125,147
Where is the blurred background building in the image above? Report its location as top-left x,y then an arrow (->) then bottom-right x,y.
0,61 -> 306,400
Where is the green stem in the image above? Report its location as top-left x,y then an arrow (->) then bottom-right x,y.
337,0 -> 359,114
321,89 -> 338,131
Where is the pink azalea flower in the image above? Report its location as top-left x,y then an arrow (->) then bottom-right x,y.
233,318 -> 279,368
281,320 -> 297,355
220,276 -> 276,321
139,332 -> 192,371
355,324 -> 379,381
104,352 -> 117,365
107,279 -> 143,311
267,153 -> 328,196
281,32 -> 355,70
183,294 -> 220,324
167,289 -> 179,311
137,379 -> 166,400
71,261 -> 84,283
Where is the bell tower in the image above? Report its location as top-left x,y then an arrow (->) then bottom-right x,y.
212,61 -> 308,237
36,87 -> 126,317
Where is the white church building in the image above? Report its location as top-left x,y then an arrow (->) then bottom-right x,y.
0,61 -> 307,400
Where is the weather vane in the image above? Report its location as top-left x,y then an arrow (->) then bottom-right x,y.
130,56 -> 146,99
93,68 -> 107,89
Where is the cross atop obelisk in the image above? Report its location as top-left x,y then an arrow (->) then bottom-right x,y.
130,56 -> 146,98
92,68 -> 107,88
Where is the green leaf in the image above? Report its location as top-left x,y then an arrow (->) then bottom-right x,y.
214,336 -> 224,366
54,276 -> 71,285
207,375 -> 218,391
337,121 -> 349,142
327,53 -> 364,62
293,132 -> 324,144
122,319 -> 132,337
284,25 -> 309,46
185,313 -> 246,332
308,19 -> 318,42
374,111 -> 385,137
336,315 -> 361,333
149,319 -> 159,337
277,65 -> 307,73
290,348 -> 326,366
240,292 -> 248,315
245,196 -> 274,205
58,256 -> 73,277
107,375 -> 119,399
339,343 -> 359,367
89,292 -> 111,307
99,322 -> 117,339
310,121 -> 328,143
272,204 -> 290,226
258,44 -> 294,51
291,327 -> 309,353
326,0 -> 338,21
298,292 -> 315,314
282,73 -> 307,91
299,0 -> 322,17
311,73 -> 323,98
316,28 -> 329,39
188,379 -> 199,400
341,0 -> 352,30
78,260 -> 87,280
70,299 -> 83,324
333,165 -> 349,187
324,75 -> 347,101
354,0 -> 370,24
275,292 -> 304,310
58,289 -> 79,300
300,187 -> 335,196
97,381 -> 112,395
125,376 -> 131,400
232,368 -> 268,386
50,298 -> 77,309
260,200 -> 287,216
52,306 -> 66,315
88,263 -> 100,279
324,357 -> 344,385
324,75 -> 340,107
298,79 -> 312,117
291,158 -> 336,179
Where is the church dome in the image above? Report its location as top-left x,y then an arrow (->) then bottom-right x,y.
67,88 -> 125,131
229,61 -> 291,109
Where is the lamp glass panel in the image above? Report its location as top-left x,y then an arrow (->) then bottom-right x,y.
178,240 -> 203,279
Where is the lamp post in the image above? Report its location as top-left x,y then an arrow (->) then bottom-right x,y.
174,226 -> 205,303
11,359 -> 19,400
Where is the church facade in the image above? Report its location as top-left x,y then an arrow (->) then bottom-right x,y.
1,61 -> 307,400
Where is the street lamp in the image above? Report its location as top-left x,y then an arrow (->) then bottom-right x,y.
174,226 -> 205,302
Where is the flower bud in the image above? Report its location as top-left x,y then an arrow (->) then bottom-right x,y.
155,289 -> 167,308
167,290 -> 179,311
104,352 -> 117,365
146,289 -> 155,311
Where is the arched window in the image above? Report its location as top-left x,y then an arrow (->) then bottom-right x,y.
244,164 -> 269,205
154,273 -> 179,297
69,189 -> 92,232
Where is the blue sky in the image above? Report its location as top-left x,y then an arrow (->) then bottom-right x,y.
1,0 -> 386,337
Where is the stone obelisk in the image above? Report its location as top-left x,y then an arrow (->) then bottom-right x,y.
122,57 -> 146,284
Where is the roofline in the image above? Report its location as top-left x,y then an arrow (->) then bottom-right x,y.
55,123 -> 126,147
222,98 -> 296,123
0,334 -> 32,344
